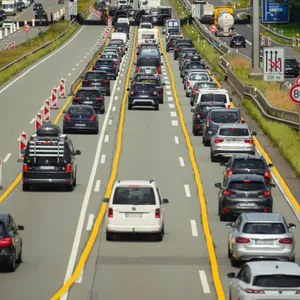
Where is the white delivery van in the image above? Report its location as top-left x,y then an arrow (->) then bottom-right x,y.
195,88 -> 232,108
2,0 -> 17,15
117,0 -> 128,8
111,32 -> 128,46
137,28 -> 158,45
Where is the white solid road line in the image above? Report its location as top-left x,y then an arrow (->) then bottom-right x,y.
3,153 -> 12,163
179,157 -> 185,167
199,270 -> 211,294
60,50 -> 126,300
184,184 -> 191,198
190,220 -> 198,236
174,136 -> 179,144
170,111 -> 177,117
100,154 -> 106,164
75,267 -> 84,284
171,120 -> 178,126
86,214 -> 95,231
104,135 -> 109,142
94,180 -> 101,192
30,118 -> 35,124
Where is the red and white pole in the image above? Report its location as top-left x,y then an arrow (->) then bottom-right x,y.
59,78 -> 66,98
50,87 -> 59,109
35,113 -> 42,132
43,99 -> 51,123
18,131 -> 27,162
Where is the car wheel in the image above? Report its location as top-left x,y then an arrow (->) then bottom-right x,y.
185,91 -> 189,97
210,150 -> 217,162
22,184 -> 29,192
190,99 -> 194,106
107,91 -> 111,96
63,128 -> 68,134
128,103 -> 133,110
94,128 -> 99,134
183,84 -> 186,90
66,183 -> 74,192
290,256 -> 295,262
73,175 -> 77,187
193,127 -> 198,136
166,48 -> 169,52
7,256 -> 16,272
101,107 -> 105,114
220,214 -> 227,221
230,257 -> 241,267
155,231 -> 163,241
154,104 -> 159,111
203,139 -> 210,147
16,246 -> 22,264
227,245 -> 232,258
106,232 -> 114,241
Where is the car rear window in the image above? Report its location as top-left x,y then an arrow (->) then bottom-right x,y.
199,105 -> 225,112
219,128 -> 249,136
138,78 -> 158,84
228,181 -> 266,191
190,73 -> 209,81
242,222 -> 286,234
210,111 -> 238,123
86,72 -> 107,80
177,43 -> 191,49
186,63 -> 205,69
101,54 -> 118,60
76,90 -> 100,98
198,82 -> 217,89
139,67 -> 156,74
140,49 -> 160,57
141,24 -> 152,28
233,36 -> 244,41
96,60 -> 115,65
68,107 -> 93,114
113,187 -> 156,205
137,58 -> 159,66
285,59 -> 298,65
132,84 -> 155,91
232,159 -> 266,169
253,275 -> 300,288
181,49 -> 197,53
0,222 -> 7,236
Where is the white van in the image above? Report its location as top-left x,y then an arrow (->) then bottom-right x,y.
111,32 -> 128,46
2,0 -> 17,15
104,180 -> 169,241
139,22 -> 153,29
117,17 -> 130,26
117,0 -> 128,8
195,88 -> 232,108
137,28 -> 158,45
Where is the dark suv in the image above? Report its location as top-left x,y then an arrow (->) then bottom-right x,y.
135,57 -> 161,73
82,71 -> 110,96
174,41 -> 193,60
92,59 -> 118,80
229,35 -> 246,48
285,58 -> 299,77
22,124 -> 81,191
166,35 -> 183,52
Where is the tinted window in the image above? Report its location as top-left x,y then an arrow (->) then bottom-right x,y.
141,24 -> 152,28
233,159 -> 266,169
0,222 -> 7,236
177,44 -> 191,49
186,63 -> 205,69
242,222 -> 286,234
96,60 -> 115,65
68,107 -> 93,114
101,54 -> 118,60
140,49 -> 160,57
219,128 -> 249,136
139,67 -> 156,74
285,59 -> 298,65
199,105 -> 225,112
190,74 -> 209,81
113,187 -> 156,205
76,90 -> 100,97
181,49 -> 197,53
233,36 -> 245,41
211,111 -> 238,123
132,84 -> 155,91
86,73 -> 107,80
141,34 -> 155,39
137,58 -> 159,66
253,275 -> 300,287
228,181 -> 266,191
138,78 -> 158,84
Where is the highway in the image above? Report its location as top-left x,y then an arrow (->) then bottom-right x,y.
0,1 -> 299,300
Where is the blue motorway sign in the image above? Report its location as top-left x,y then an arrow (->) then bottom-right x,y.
262,0 -> 289,23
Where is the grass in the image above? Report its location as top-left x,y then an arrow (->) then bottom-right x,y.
260,28 -> 291,45
232,0 -> 249,8
268,23 -> 300,38
243,98 -> 300,176
78,0 -> 96,18
171,0 -> 189,20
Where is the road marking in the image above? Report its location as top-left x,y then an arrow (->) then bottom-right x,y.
115,96 -> 118,100
75,267 -> 84,284
179,157 -> 185,167
108,119 -> 113,125
120,73 -> 123,77
86,214 -> 95,230
166,91 -> 172,95
169,103 -> 175,108
94,180 -> 101,192
76,63 -> 79,66
166,85 -> 171,90
190,220 -> 198,236
199,271 -> 211,294
171,120 -> 178,126
163,72 -> 167,75
68,73 -> 71,76
72,68 -> 76,71
80,59 -> 83,62
30,118 -> 35,124
170,111 -> 177,117
168,96 -> 173,101
104,135 -> 109,142
84,55 -> 87,58
174,136 -> 179,144
164,76 -> 168,80
119,80 -> 122,83
246,40 -> 252,45
3,153 -> 11,163
184,184 -> 191,197
100,154 -> 106,164
112,106 -> 116,111
117,87 -> 120,91
165,81 -> 170,84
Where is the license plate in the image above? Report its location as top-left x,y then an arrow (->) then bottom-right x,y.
75,123 -> 86,126
139,95 -> 148,98
125,213 -> 142,218
254,239 -> 274,245
237,202 -> 256,207
40,166 -> 55,170
286,68 -> 292,70
92,83 -> 100,85
84,101 -> 93,104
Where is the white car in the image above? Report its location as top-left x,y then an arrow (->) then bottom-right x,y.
104,180 -> 169,241
2,19 -> 15,28
139,22 -> 153,29
195,88 -> 232,108
228,261 -> 300,299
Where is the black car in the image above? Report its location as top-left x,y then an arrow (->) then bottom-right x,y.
63,105 -> 99,134
135,57 -> 161,74
33,3 -> 43,10
220,155 -> 273,186
285,58 -> 299,77
16,1 -> 24,11
191,102 -> 226,136
229,35 -> 246,48
127,82 -> 160,110
202,108 -> 242,146
190,81 -> 218,106
179,50 -> 200,71
0,10 -> 6,19
92,59 -> 118,80
215,174 -> 275,221
82,71 -> 110,96
73,87 -> 105,114
181,61 -> 206,79
22,124 -> 81,191
0,214 -> 24,272
166,35 -> 183,52
174,42 -> 193,60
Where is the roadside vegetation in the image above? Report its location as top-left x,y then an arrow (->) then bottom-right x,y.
171,0 -> 189,20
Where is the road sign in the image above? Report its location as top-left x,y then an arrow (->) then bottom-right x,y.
296,75 -> 300,85
262,0 -> 289,23
263,47 -> 285,82
23,24 -> 31,32
210,24 -> 217,33
290,84 -> 300,104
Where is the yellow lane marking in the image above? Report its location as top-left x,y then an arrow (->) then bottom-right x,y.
50,27 -> 137,299
158,28 -> 226,300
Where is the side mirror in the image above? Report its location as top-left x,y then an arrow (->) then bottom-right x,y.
126,88 -> 130,91
214,182 -> 222,189
163,198 -> 169,204
75,150 -> 81,155
269,183 -> 276,188
251,131 -> 257,136
191,107 -> 195,113
268,163 -> 273,167
103,198 -> 109,203
289,223 -> 296,229
227,272 -> 235,278
17,225 -> 24,230
225,222 -> 233,228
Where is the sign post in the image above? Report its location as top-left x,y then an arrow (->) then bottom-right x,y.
23,24 -> 31,46
289,84 -> 300,134
262,0 -> 289,23
0,158 -> 2,190
263,47 -> 285,82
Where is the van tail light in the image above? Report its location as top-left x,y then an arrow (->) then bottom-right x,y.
223,190 -> 236,195
215,137 -> 224,143
235,237 -> 250,243
279,237 -> 293,244
96,97 -> 103,101
153,91 -> 157,95
23,163 -> 28,172
264,170 -> 270,179
136,66 -> 139,72
244,139 -> 253,144
259,190 -> 271,196
74,97 -> 81,100
90,114 -> 96,121
187,81 -> 190,87
206,118 -> 210,127
196,114 -> 201,118
0,237 -> 12,247
263,208 -> 271,212
155,208 -> 160,218
108,208 -> 113,218
82,80 -> 89,83
130,90 -> 134,95
65,164 -> 72,172
167,41 -> 172,45
295,291 -> 300,294
65,113 -> 71,120
246,289 -> 265,294
157,66 -> 161,73
226,169 -> 233,177
103,79 -> 109,83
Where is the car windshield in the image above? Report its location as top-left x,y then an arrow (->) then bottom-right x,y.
68,107 -> 93,114
96,60 -> 114,65
86,72 -> 107,80
189,74 -> 209,81
253,275 -> 300,288
76,90 -> 100,97
211,111 -> 238,123
219,128 -> 249,136
242,222 -> 286,234
113,187 -> 156,205
228,181 -> 266,191
232,159 -> 266,169
201,94 -> 227,103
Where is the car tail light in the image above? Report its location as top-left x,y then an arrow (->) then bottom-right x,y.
264,170 -> 270,179
66,164 -> 72,172
155,208 -> 160,218
244,139 -> 253,144
167,41 -> 172,45
96,97 -> 103,100
246,289 -> 265,294
192,90 -> 198,95
215,137 -> 224,143
115,60 -> 119,64
223,190 -> 236,195
157,66 -> 161,73
279,237 -> 293,244
263,208 -> 271,212
90,114 -> 96,121
136,66 -> 139,72
226,169 -> 233,177
196,114 -> 201,118
112,65 -> 116,68
108,208 -> 113,218
227,105 -> 231,108
23,163 -> 28,172
83,80 -> 89,83
103,80 -> 109,83
235,237 -> 250,243
120,47 -> 123,50
74,97 -> 81,100
0,237 -> 12,247
65,113 -> 71,120
130,90 -> 134,95
153,91 -> 157,95
175,47 -> 180,50
295,291 -> 300,294
187,81 -> 190,86
259,190 -> 271,196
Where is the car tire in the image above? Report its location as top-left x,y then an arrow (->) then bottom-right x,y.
155,231 -> 163,242
66,183 -> 74,192
101,107 -> 105,114
193,127 -> 198,136
16,247 -> 22,264
190,99 -> 194,106
73,175 -> 77,187
22,184 -> 29,192
166,48 -> 169,52
159,98 -> 164,104
154,104 -> 159,111
186,91 -> 189,97
183,85 -> 186,90
230,257 -> 241,267
63,128 -> 68,134
106,232 -> 114,241
210,150 -> 217,162
203,138 -> 210,147
7,256 -> 16,272
107,91 -> 111,96
94,128 -> 99,134
227,245 -> 232,258
128,103 -> 133,110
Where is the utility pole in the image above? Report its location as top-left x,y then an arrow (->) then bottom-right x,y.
249,0 -> 263,78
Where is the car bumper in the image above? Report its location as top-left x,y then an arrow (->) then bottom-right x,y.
0,254 -> 14,265
129,98 -> 158,106
63,121 -> 98,131
285,69 -> 299,76
221,206 -> 272,217
212,149 -> 255,157
106,224 -> 162,233
23,178 -> 72,185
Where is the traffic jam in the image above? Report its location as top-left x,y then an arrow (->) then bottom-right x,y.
1,0 -> 300,299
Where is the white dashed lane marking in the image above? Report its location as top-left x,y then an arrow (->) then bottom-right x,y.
174,136 -> 179,144
171,120 -> 178,126
170,111 -> 177,117
184,184 -> 191,198
179,157 -> 185,167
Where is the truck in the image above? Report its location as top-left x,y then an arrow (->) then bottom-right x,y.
1,0 -> 17,16
191,3 -> 214,23
213,6 -> 235,37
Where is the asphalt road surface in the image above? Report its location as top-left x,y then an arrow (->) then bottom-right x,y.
0,3 -> 299,300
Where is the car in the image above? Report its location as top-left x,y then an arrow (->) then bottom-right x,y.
166,28 -> 181,41
227,261 -> 300,299
166,34 -> 183,52
136,43 -> 157,56
190,81 -> 218,106
139,22 -> 153,29
73,87 -> 105,114
0,213 -> 24,272
285,57 -> 299,77
100,52 -> 121,67
210,123 -> 257,162
202,108 -> 242,146
127,82 -> 160,110
184,71 -> 211,97
22,124 -> 81,191
102,47 -> 122,61
114,26 -> 130,39
0,10 -> 7,19
229,35 -> 246,48
215,174 -> 275,221
181,60 -> 207,79
35,9 -> 47,20
221,155 -> 273,187
33,3 -> 43,10
135,57 -> 161,74
110,38 -> 128,51
82,71 -> 110,96
195,88 -> 232,108
226,213 -> 296,267
62,105 -> 99,134
107,41 -> 126,56
174,42 -> 193,60
136,66 -> 159,76
139,47 -> 162,66
16,2 -> 24,11
2,19 -> 15,28
178,49 -> 200,70
103,180 -> 169,241
92,59 -> 118,80
191,102 -> 226,136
